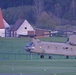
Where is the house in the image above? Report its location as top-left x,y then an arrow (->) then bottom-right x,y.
11,19 -> 35,37
34,28 -> 51,38
11,19 -> 51,38
3,19 -> 10,37
0,9 -> 4,37
0,9 -> 10,37
0,8 -> 10,37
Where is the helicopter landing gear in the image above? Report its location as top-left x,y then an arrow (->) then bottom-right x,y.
49,56 -> 52,59
40,55 -> 44,59
66,56 -> 69,59
40,55 -> 52,59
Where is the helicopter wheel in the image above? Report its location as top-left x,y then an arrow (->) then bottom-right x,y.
66,56 -> 69,59
49,56 -> 52,59
40,55 -> 44,59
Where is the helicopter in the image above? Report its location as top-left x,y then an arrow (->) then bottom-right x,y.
25,33 -> 76,59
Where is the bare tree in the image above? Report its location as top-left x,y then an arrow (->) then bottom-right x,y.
34,0 -> 44,17
54,3 -> 62,17
70,0 -> 76,20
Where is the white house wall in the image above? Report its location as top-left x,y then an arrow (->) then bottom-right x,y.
16,20 -> 35,36
0,29 -> 5,37
3,19 -> 10,28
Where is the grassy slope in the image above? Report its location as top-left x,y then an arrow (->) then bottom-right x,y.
0,59 -> 76,75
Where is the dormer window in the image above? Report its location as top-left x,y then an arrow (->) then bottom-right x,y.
25,27 -> 27,29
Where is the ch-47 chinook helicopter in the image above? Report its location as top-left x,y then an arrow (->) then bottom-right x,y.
25,33 -> 76,59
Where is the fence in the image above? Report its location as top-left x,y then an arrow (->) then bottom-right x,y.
0,53 -> 76,60
0,53 -> 40,60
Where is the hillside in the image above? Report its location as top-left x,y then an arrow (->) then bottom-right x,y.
1,0 -> 76,29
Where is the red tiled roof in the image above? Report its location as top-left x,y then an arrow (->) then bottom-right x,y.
0,8 -> 4,29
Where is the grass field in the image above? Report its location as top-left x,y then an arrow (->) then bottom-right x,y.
0,37 -> 67,53
1,37 -> 76,75
0,37 -> 68,60
0,37 -> 30,53
0,59 -> 76,75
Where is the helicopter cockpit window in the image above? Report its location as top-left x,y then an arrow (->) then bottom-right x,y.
26,42 -> 35,47
67,38 -> 69,42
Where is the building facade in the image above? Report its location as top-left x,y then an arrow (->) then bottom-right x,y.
11,19 -> 35,37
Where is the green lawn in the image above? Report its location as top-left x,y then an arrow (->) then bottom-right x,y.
0,37 -> 29,53
0,37 -> 68,60
0,59 -> 76,75
40,37 -> 67,42
0,37 -> 67,54
0,37 -> 76,75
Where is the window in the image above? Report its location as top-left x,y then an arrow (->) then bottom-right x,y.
26,42 -> 35,47
63,47 -> 68,49
25,27 -> 27,29
48,46 -> 50,48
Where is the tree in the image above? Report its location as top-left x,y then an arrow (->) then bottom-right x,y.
34,0 -> 44,17
54,3 -> 62,17
37,12 -> 56,29
2,6 -> 36,24
69,0 -> 76,20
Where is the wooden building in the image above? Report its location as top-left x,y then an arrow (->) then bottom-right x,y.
34,28 -> 51,38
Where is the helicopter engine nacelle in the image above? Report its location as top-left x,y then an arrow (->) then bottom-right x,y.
68,34 -> 76,45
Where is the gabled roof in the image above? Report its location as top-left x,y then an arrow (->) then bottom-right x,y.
3,19 -> 10,28
11,19 -> 25,31
0,8 -> 4,29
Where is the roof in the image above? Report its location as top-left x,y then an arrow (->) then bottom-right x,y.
11,19 -> 25,31
0,8 -> 4,29
3,19 -> 10,28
